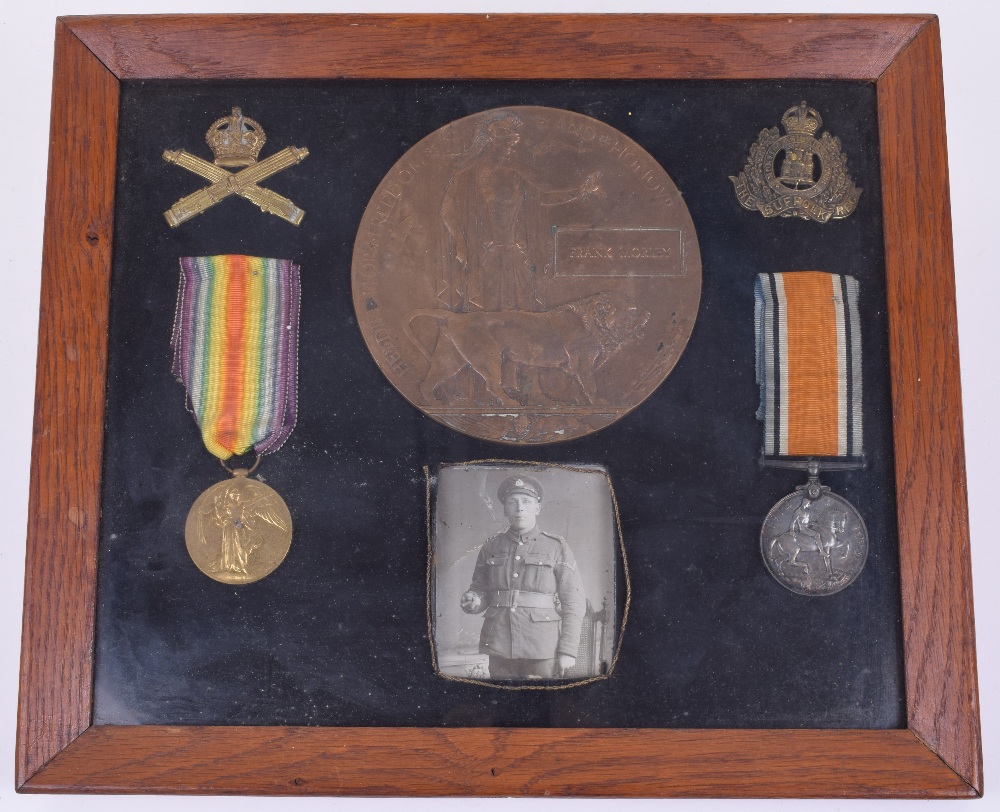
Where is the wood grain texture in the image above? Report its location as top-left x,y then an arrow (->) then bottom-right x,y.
878,17 -> 983,796
63,13 -> 927,81
15,20 -> 119,787
20,726 -> 975,797
16,13 -> 981,797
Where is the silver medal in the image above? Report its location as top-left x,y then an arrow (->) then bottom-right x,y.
761,463 -> 868,596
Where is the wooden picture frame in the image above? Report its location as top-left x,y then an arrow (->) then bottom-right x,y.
17,14 -> 981,797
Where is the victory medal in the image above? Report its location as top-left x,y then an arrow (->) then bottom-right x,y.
172,255 -> 301,584
184,470 -> 292,586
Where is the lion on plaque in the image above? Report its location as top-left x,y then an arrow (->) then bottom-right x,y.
403,292 -> 650,408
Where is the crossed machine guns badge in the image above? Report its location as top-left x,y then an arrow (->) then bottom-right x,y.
163,107 -> 309,227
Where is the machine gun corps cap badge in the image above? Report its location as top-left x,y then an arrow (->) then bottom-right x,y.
163,107 -> 309,227
730,102 -> 861,223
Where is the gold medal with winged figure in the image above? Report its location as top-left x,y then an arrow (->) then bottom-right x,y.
184,472 -> 293,585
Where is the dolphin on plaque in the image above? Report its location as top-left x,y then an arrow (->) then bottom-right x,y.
352,106 -> 702,444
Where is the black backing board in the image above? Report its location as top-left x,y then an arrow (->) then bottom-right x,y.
93,79 -> 904,729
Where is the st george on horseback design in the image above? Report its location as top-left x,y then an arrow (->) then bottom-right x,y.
753,270 -> 868,596
761,480 -> 868,597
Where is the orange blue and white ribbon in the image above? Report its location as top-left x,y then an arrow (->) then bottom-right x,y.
171,255 -> 300,460
754,271 -> 862,458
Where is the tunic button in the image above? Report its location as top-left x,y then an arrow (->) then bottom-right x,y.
518,540 -> 524,545
513,572 -> 519,578
515,555 -> 521,561
510,607 -> 516,613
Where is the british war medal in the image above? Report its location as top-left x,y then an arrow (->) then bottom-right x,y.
172,255 -> 301,584
163,107 -> 309,227
731,102 -> 861,223
755,271 -> 868,596
352,106 -> 701,444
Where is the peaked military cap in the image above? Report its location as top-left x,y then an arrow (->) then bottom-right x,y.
497,474 -> 543,503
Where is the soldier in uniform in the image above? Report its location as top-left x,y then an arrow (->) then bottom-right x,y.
460,474 -> 586,679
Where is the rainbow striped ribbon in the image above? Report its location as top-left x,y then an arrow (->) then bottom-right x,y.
172,255 -> 300,460
754,271 -> 862,458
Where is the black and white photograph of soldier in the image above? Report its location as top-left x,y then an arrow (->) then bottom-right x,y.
432,464 -> 618,684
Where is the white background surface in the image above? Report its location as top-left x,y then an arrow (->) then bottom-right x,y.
1,1 -> 995,809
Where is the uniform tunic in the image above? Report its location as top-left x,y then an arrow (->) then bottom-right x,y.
464,525 -> 586,660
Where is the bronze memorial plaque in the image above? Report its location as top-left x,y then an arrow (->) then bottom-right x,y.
352,106 -> 702,444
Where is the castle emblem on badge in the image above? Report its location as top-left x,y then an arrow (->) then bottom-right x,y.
730,102 -> 861,223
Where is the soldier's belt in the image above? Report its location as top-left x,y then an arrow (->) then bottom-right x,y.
493,590 -> 556,609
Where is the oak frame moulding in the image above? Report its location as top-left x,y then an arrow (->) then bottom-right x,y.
16,13 -> 982,798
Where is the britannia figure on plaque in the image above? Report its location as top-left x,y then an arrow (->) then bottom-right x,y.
439,110 -> 600,313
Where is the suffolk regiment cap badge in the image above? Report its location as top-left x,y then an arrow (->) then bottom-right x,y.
163,107 -> 309,227
730,102 -> 861,223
